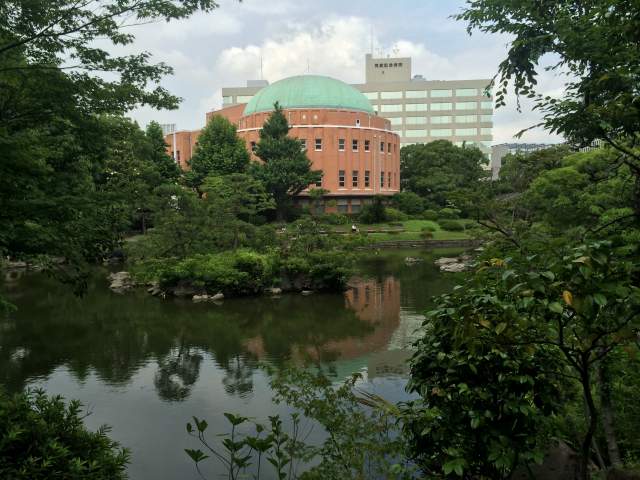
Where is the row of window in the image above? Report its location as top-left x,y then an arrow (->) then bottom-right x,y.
373,62 -> 403,68
400,140 -> 493,148
337,170 -> 396,189
400,128 -> 492,138
390,114 -> 493,125
363,88 -> 489,100
298,138 -> 396,153
376,101 -> 493,113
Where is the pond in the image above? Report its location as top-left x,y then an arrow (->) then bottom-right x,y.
0,248 -> 461,479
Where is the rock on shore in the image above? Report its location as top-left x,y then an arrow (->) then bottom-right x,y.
108,271 -> 135,293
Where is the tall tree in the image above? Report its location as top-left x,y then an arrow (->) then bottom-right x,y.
145,121 -> 181,183
186,115 -> 250,189
252,103 -> 322,221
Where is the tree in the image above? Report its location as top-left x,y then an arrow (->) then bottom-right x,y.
145,121 -> 181,182
499,145 -> 571,193
358,196 -> 387,224
456,0 -> 640,217
253,103 -> 322,221
390,191 -> 425,215
0,389 -> 129,479
400,140 -> 488,208
186,116 -> 250,189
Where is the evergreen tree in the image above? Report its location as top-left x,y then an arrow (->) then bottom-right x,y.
253,103 -> 322,220
145,121 -> 181,182
186,116 -> 250,189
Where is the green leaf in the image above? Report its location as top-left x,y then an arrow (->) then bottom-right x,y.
593,293 -> 607,306
185,449 -> 208,464
548,302 -> 563,313
495,322 -> 507,334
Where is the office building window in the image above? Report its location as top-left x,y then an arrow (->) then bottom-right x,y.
351,199 -> 361,214
176,150 -> 180,161
237,95 -> 253,103
338,138 -> 345,151
299,139 -> 306,151
315,138 -> 322,151
389,117 -> 403,125
222,95 -> 232,104
406,117 -> 427,125
380,104 -> 403,112
431,89 -> 452,98
352,139 -> 358,151
456,102 -> 477,110
387,142 -> 391,153
339,170 -> 345,187
356,119 -> 360,126
480,101 -> 493,109
455,115 -> 477,123
405,129 -> 427,137
480,128 -> 492,135
380,141 -> 385,152
388,172 -> 391,188
431,102 -> 452,111
406,103 -> 428,112
337,199 -> 348,213
455,140 -> 475,147
480,141 -> 492,147
364,139 -> 370,151
363,92 -> 378,100
315,178 -> 322,187
352,170 -> 359,187
380,171 -> 384,188
406,90 -> 427,98
431,115 -> 452,124
455,88 -> 478,97
431,128 -> 453,137
380,91 -> 403,99
364,170 -> 370,187
480,114 -> 493,122
456,128 -> 477,136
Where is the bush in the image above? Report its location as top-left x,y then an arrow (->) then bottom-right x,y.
421,225 -> 437,232
318,213 -> 350,225
391,191 -> 425,215
359,196 -> 386,224
384,207 -> 409,222
0,389 -> 129,479
421,209 -> 438,221
437,207 -> 461,219
438,219 -> 465,231
279,251 -> 353,291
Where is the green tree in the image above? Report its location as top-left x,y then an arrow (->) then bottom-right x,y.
145,121 -> 181,182
400,140 -> 488,208
390,191 -> 425,215
499,145 -> 571,193
358,196 -> 387,224
253,103 -> 322,221
456,0 -> 640,217
186,115 -> 250,189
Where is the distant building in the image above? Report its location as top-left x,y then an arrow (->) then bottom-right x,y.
222,54 -> 494,159
490,142 -> 559,179
165,75 -> 400,214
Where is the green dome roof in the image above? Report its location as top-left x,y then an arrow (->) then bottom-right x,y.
243,75 -> 374,115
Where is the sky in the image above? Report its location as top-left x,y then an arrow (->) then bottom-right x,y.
125,0 -> 566,144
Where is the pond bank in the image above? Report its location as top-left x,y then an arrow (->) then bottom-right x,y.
359,238 -> 482,249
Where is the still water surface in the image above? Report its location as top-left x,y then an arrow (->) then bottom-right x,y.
0,249 -> 459,479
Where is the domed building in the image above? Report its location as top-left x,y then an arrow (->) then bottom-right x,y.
165,75 -> 400,214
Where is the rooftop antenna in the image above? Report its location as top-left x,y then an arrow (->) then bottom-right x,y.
260,55 -> 263,80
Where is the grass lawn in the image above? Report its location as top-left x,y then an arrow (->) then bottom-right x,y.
360,219 -> 471,241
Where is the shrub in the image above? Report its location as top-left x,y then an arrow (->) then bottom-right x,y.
385,207 -> 409,222
438,219 -> 465,231
421,225 -> 437,232
0,389 -> 129,479
318,213 -> 350,225
437,207 -> 461,219
391,191 -> 425,215
359,196 -> 386,224
421,209 -> 438,221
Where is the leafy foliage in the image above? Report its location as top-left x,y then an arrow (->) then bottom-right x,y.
0,389 -> 129,479
358,195 -> 387,224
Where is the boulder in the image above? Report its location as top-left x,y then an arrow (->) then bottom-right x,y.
192,294 -> 210,303
301,290 -> 313,296
211,292 -> 224,301
147,281 -> 162,296
404,257 -> 424,265
439,262 -> 468,273
266,287 -> 282,296
108,271 -> 135,293
434,257 -> 460,266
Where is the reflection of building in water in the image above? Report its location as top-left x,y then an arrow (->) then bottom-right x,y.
367,350 -> 412,380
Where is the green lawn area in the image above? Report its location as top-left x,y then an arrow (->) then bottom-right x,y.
356,219 -> 471,241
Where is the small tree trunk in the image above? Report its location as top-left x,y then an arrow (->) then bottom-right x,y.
598,358 -> 622,468
580,360 -> 598,480
141,212 -> 147,234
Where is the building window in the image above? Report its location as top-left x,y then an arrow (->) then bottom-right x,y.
364,139 -> 370,151
380,141 -> 385,152
363,92 -> 378,100
222,95 -> 232,104
250,141 -> 257,152
315,178 -> 322,187
455,128 -> 477,136
380,104 -> 403,112
337,199 -> 348,213
430,102 -> 453,111
387,142 -> 391,153
431,89 -> 452,98
352,139 -> 358,151
176,150 -> 180,161
406,117 -> 427,125
364,170 -> 370,187
299,139 -> 306,151
389,117 -> 403,125
405,129 -> 427,137
236,95 -> 253,103
380,91 -> 403,99
315,138 -> 322,151
455,115 -> 477,123
431,128 -> 453,137
431,115 -> 452,124
406,90 -> 427,98
352,170 -> 359,187
480,101 -> 493,110
380,171 -> 384,188
388,172 -> 391,188
480,114 -> 493,122
480,127 -> 492,135
338,138 -> 345,151
406,103 -> 428,112
456,101 -> 477,110
455,88 -> 478,97
356,119 -> 361,127
339,170 -> 345,187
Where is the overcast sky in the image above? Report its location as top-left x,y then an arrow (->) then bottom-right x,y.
126,0 -> 565,144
